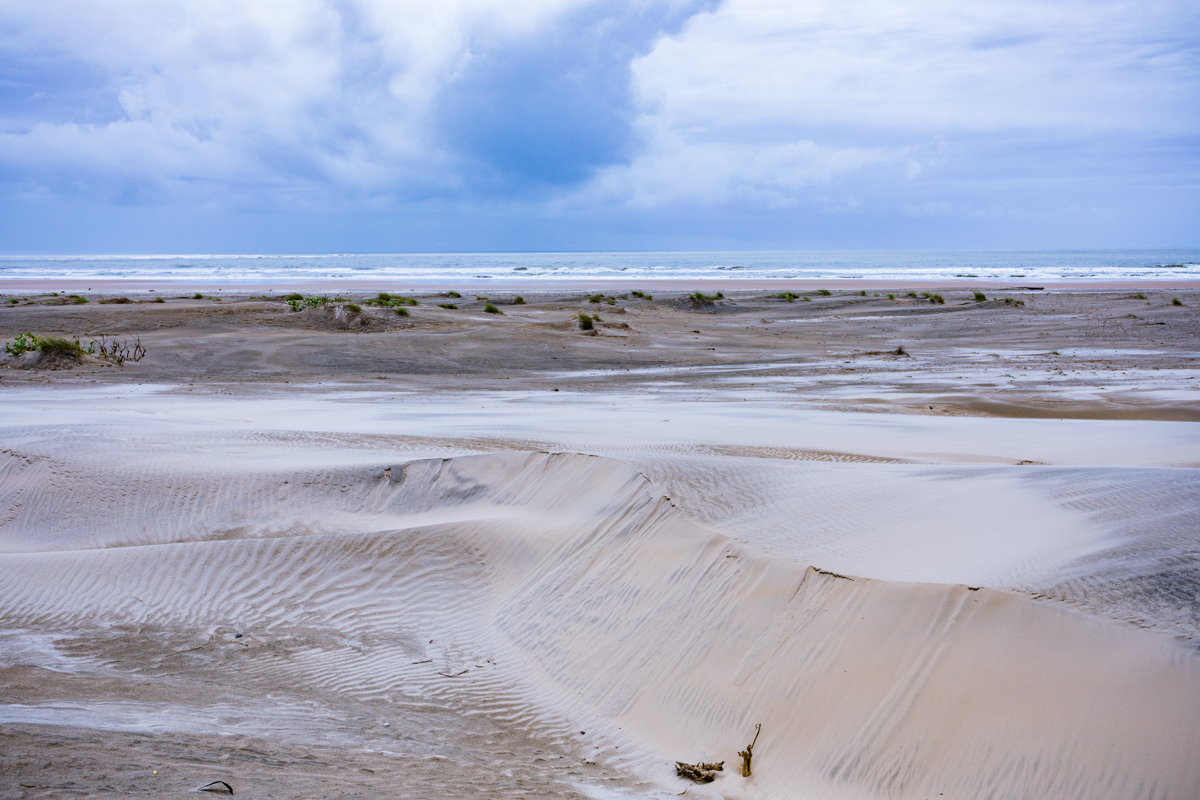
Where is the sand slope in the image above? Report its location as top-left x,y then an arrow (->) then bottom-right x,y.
2,450 -> 1197,799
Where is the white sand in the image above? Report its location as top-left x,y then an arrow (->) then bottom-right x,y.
1,386 -> 1198,799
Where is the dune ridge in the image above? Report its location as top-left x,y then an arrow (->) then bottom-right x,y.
2,451 -> 1198,799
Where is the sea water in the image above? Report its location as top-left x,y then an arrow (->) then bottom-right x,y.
1,249 -> 1197,284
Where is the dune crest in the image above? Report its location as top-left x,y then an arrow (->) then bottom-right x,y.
1,451 -> 1197,799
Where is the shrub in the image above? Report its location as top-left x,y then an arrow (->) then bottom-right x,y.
154,297 -> 165,303
4,331 -> 39,356
345,303 -> 362,313
7,298 -> 17,304
284,292 -> 303,301
513,296 -> 526,305
38,336 -> 88,359
1129,292 -> 1147,300
887,293 -> 895,300
87,334 -> 146,363
588,293 -> 605,303
304,296 -> 330,308
929,294 -> 945,304
439,303 -> 457,309
395,307 -> 409,317
484,303 -> 501,314
446,291 -> 461,298
1172,298 -> 1184,306
906,291 -> 917,298
193,292 -> 203,299
630,290 -> 646,298
892,345 -> 907,356
973,291 -> 986,302
857,290 -> 867,296
287,298 -> 302,311
774,292 -> 799,302
577,313 -> 594,330
70,295 -> 88,304
817,289 -> 831,296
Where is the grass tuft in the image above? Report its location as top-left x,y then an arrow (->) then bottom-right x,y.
446,291 -> 461,298
394,307 -> 409,317
345,303 -> 361,313
484,303 -> 501,314
774,292 -> 799,302
1172,297 -> 1183,306
817,289 -> 831,296
38,336 -> 88,358
193,292 -> 203,299
513,296 -> 526,305
973,291 -> 986,302
438,302 -> 457,309
577,313 -> 594,330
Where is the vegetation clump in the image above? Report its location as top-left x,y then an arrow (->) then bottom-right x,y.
774,292 -> 800,302
630,290 -> 653,300
366,292 -> 418,308
345,303 -> 362,313
513,296 -> 526,305
438,302 -> 457,309
689,290 -> 724,307
394,307 -> 409,317
1172,298 -> 1184,306
577,313 -> 594,330
193,293 -> 204,299
484,303 -> 502,314
446,291 -> 461,298
973,291 -> 987,302
1129,292 -> 1147,300
817,289 -> 831,296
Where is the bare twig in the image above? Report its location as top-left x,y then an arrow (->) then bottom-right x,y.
738,723 -> 761,777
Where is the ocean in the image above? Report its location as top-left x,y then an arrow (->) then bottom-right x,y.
1,249 -> 1197,284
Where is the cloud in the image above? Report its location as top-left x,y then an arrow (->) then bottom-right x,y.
0,0 -> 1196,249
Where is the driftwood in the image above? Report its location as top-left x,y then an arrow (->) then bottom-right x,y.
675,761 -> 724,783
738,723 -> 761,777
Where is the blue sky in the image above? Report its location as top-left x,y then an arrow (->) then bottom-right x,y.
1,0 -> 1197,253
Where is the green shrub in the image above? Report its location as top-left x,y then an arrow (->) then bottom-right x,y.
513,296 -> 526,305
439,302 -> 457,309
588,293 -> 605,303
345,303 -> 362,313
193,292 -> 203,299
154,297 -> 165,303
630,290 -> 646,298
929,294 -> 945,304
284,292 -> 304,301
857,290 -> 867,296
774,292 -> 799,302
906,291 -> 917,298
304,296 -> 330,308
817,289 -> 831,296
446,291 -> 461,298
1172,298 -> 1184,306
887,293 -> 895,300
4,331 -> 39,356
973,291 -> 986,302
395,307 -> 409,317
1129,292 -> 1147,300
577,313 -> 594,330
37,336 -> 88,358
287,298 -> 302,311
484,303 -> 501,314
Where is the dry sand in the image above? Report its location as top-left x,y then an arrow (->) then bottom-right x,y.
1,284 -> 1198,799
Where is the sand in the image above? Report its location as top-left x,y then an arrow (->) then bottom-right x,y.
1,284 -> 1198,799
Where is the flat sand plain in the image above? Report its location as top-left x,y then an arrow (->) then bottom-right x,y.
1,284 -> 1198,800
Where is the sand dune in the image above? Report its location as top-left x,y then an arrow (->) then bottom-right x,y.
3,448 -> 1197,799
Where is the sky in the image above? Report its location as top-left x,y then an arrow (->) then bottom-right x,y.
1,0 -> 1197,253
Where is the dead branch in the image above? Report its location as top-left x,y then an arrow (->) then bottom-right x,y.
676,761 -> 723,783
738,723 -> 761,777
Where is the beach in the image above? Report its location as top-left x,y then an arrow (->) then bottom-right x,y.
1,283 -> 1198,799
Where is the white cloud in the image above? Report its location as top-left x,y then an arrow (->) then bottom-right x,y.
579,0 -> 1200,210
0,0 -> 593,201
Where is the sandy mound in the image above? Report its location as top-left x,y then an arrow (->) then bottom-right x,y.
1,451 -> 1197,799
